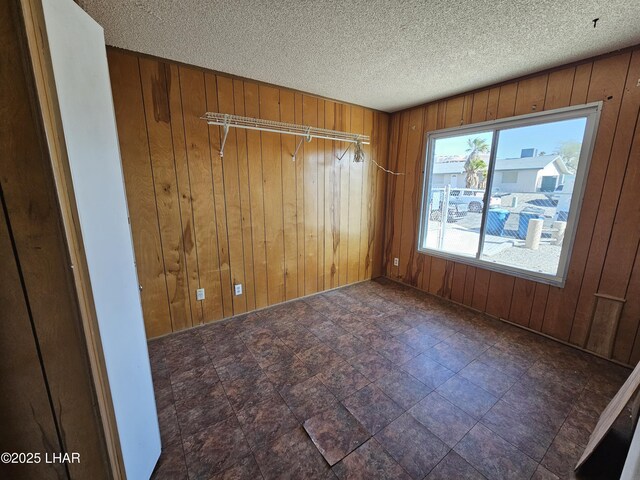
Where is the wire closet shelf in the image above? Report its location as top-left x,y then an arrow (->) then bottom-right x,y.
201,112 -> 370,158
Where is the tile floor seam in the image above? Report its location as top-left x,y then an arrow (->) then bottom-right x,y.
476,414 -> 547,466
163,356 -> 192,480
149,280 -> 632,480
151,386 -> 188,477
457,370 -> 514,399
536,381 -> 591,477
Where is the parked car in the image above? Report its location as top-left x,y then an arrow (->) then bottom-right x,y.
449,188 -> 501,212
430,202 -> 469,222
429,189 -> 469,222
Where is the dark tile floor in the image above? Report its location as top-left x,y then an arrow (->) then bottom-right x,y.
148,279 -> 632,480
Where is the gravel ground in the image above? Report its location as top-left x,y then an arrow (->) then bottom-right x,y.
481,242 -> 562,275
448,193 -> 562,275
432,193 -> 564,275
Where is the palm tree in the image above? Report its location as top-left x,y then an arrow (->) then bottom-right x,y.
465,138 -> 489,188
556,140 -> 581,174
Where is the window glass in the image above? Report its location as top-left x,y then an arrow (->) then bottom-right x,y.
419,105 -> 599,284
479,117 -> 588,276
423,131 -> 493,257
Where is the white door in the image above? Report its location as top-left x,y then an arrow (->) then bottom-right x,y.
41,0 -> 161,478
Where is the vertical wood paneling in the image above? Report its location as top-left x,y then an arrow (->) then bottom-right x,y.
570,63 -> 593,105
139,58 -> 193,331
428,258 -> 446,295
384,47 -> 640,365
471,269 -> 491,311
462,94 -> 474,124
317,100 -> 326,288
4,10 -> 112,472
108,49 -> 388,336
485,273 -> 514,319
387,112 -> 409,279
497,83 -> 517,118
417,104 -> 439,292
259,85 -> 286,305
324,101 -> 339,287
214,76 -> 246,314
360,109 -> 374,279
543,53 -> 630,341
294,93 -> 307,294
514,75 -> 548,115
205,74 -> 234,318
570,52 -> 640,346
471,90 -> 490,123
371,112 -> 390,278
232,79 -> 257,311
167,63 -> 203,325
444,96 -> 465,127
338,104 -> 351,285
244,81 -> 269,309
609,112 -> 640,363
399,107 -> 425,286
442,261 -> 455,299
0,207 -> 66,480
419,253 -> 433,294
280,90 -> 299,300
450,263 -> 467,303
508,278 -> 535,326
544,67 -> 575,110
462,266 -> 476,307
383,115 -> 401,274
528,284 -> 550,331
485,87 -> 500,121
599,107 -> 640,297
180,67 -> 225,323
347,106 -> 364,284
304,95 -> 320,293
108,51 -> 171,337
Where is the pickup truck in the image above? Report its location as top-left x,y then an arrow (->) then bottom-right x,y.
449,188 -> 501,212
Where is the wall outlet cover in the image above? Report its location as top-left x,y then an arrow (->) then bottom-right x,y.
196,288 -> 205,301
393,257 -> 399,266
234,284 -> 243,296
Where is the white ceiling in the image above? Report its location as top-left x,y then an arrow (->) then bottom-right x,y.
79,0 -> 640,112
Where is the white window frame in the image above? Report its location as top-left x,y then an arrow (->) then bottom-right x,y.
418,102 -> 602,287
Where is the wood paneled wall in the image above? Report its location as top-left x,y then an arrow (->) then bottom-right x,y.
384,46 -> 640,366
107,48 -> 390,338
1,1 -> 111,477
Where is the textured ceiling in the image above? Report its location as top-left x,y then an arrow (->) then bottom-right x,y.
79,0 -> 640,112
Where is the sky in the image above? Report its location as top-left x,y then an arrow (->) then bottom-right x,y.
433,117 -> 587,160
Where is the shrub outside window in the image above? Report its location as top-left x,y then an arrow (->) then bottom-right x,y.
418,103 -> 601,286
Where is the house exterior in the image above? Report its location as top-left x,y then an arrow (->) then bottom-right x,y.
432,149 -> 570,193
431,161 -> 470,188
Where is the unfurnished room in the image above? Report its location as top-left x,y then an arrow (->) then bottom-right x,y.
3,1 -> 640,479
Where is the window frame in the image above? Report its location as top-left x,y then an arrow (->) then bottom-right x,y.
417,102 -> 602,287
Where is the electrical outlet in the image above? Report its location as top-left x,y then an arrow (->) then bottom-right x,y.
234,284 -> 243,296
196,288 -> 205,301
393,257 -> 399,267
